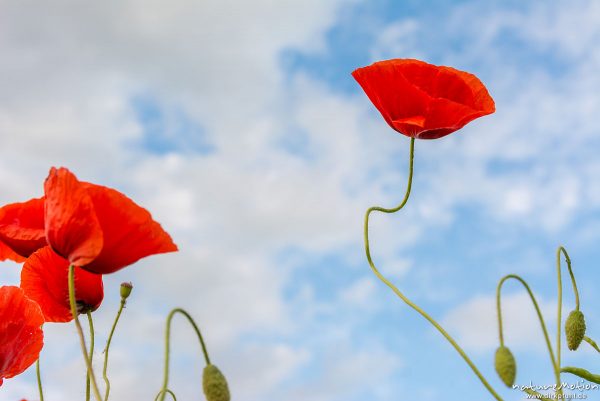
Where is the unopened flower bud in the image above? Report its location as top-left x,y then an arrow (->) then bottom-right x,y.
565,310 -> 586,351
203,364 -> 230,401
120,282 -> 133,300
495,346 -> 516,387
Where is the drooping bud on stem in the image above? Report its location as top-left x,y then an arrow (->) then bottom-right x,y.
565,310 -> 586,351
203,364 -> 231,401
120,282 -> 133,300
495,346 -> 516,387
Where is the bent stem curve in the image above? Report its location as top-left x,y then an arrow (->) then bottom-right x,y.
496,275 -> 559,391
155,389 -> 178,401
68,265 -> 103,401
158,308 -> 211,401
364,138 -> 503,401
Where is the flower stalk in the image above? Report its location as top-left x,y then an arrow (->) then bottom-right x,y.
158,308 -> 211,401
364,138 -> 503,401
68,265 -> 103,401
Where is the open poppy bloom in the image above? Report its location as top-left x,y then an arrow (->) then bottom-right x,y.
0,286 -> 44,386
352,58 -> 495,139
21,246 -> 104,322
44,167 -> 178,274
0,198 -> 45,261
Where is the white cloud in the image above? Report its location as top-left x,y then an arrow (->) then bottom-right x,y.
443,291 -> 556,353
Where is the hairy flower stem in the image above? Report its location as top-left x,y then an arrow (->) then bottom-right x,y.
86,311 -> 95,401
556,246 -> 580,398
496,275 -> 559,389
102,297 -> 127,401
158,308 -> 211,401
36,358 -> 44,401
68,265 -> 103,401
556,247 -> 580,361
364,137 -> 503,401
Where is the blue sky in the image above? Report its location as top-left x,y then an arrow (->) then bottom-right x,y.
1,1 -> 600,400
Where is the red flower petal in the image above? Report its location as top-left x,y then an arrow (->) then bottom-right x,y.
0,286 -> 44,386
20,246 -> 104,323
0,198 -> 46,258
81,183 -> 178,274
44,167 -> 104,266
0,241 -> 25,263
352,58 -> 495,139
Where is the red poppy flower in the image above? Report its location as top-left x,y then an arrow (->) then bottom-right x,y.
21,246 -> 104,322
44,167 -> 178,274
352,59 -> 495,139
0,286 -> 44,386
0,198 -> 45,260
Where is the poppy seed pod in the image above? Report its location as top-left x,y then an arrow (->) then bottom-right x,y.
565,310 -> 586,351
494,346 -> 516,387
202,364 -> 230,401
120,282 -> 133,300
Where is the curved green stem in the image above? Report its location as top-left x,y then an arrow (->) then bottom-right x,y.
36,358 -> 44,401
154,389 -> 178,401
561,366 -> 600,384
103,298 -> 126,401
364,138 -> 503,401
68,265 -> 103,401
583,336 -> 600,354
556,247 -> 580,369
86,310 -> 95,401
158,308 -> 211,401
496,275 -> 559,389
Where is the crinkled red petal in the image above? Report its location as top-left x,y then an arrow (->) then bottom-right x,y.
81,183 -> 177,274
44,167 -> 104,266
21,246 -> 104,323
0,286 -> 44,385
0,198 -> 46,258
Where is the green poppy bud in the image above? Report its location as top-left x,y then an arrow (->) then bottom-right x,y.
203,364 -> 230,401
495,346 -> 516,387
120,282 -> 133,300
565,310 -> 586,351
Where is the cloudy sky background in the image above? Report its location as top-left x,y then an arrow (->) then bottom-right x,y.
1,1 -> 600,400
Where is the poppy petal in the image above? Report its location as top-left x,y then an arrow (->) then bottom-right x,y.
21,246 -> 104,323
0,198 -> 46,258
44,167 -> 104,266
0,286 -> 44,386
80,183 -> 178,274
0,241 -> 26,263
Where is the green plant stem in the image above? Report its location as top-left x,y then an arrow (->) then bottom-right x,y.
583,336 -> 600,353
68,265 -> 103,401
561,366 -> 600,384
103,298 -> 126,401
496,275 -> 559,391
86,310 -> 95,401
154,389 -> 177,401
364,138 -> 503,401
556,246 -> 579,394
36,358 -> 44,401
158,308 -> 211,401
